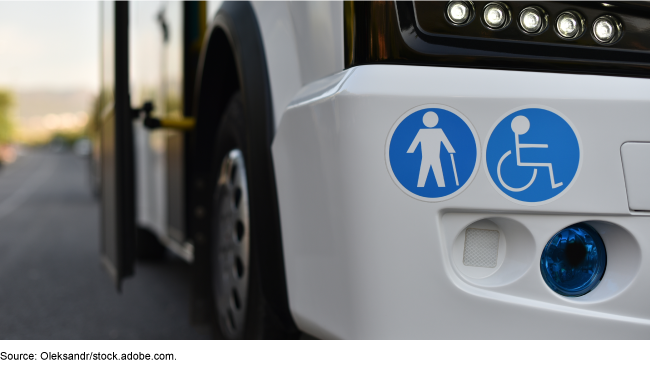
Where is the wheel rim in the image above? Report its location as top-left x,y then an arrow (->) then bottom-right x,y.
212,149 -> 250,339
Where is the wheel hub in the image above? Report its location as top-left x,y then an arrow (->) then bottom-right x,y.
212,149 -> 250,339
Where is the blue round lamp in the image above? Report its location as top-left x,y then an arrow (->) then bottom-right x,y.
540,223 -> 607,297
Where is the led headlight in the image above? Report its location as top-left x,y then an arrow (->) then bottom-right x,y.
518,6 -> 548,35
540,223 -> 607,297
592,15 -> 623,44
482,2 -> 510,30
555,11 -> 585,40
447,1 -> 473,25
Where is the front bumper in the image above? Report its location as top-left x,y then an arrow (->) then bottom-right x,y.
272,64 -> 650,339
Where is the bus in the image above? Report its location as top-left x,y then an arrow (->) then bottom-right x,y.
98,1 -> 650,339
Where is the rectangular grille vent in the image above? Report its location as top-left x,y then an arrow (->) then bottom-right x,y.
463,228 -> 499,268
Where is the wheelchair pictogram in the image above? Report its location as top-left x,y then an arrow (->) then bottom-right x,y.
497,115 -> 563,192
485,107 -> 581,205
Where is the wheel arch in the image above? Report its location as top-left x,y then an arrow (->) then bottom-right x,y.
190,1 -> 297,334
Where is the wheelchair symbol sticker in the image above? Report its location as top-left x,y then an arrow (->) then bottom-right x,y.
386,104 -> 480,202
484,106 -> 582,205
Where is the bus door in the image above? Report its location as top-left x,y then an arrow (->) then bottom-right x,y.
99,1 -> 136,290
130,2 -> 204,261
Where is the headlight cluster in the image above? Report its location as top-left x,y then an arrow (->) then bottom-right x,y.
446,1 -> 623,44
345,1 -> 650,79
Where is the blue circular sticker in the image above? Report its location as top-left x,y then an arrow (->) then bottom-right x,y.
386,105 -> 480,202
484,106 -> 582,205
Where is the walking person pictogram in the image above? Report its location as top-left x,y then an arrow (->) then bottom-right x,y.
407,111 -> 458,187
387,105 -> 479,201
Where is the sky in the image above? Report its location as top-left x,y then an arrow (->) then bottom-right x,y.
0,1 -> 99,92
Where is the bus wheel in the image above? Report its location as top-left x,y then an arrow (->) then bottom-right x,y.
208,92 -> 288,339
211,148 -> 251,339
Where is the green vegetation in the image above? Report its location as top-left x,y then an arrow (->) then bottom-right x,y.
0,90 -> 16,145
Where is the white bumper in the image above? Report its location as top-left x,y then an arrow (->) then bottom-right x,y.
272,64 -> 650,339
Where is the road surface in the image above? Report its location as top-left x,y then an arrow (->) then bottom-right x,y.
0,149 -> 211,339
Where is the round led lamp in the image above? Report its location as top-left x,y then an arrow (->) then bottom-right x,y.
540,223 -> 607,297
482,2 -> 511,30
592,15 -> 623,45
446,1 -> 474,26
555,11 -> 585,40
518,6 -> 548,35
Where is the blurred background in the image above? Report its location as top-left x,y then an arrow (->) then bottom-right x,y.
0,1 -> 210,340
0,2 -> 96,154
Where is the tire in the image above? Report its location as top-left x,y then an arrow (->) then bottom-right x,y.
208,92 -> 294,339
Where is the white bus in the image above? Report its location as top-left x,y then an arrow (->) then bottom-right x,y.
98,1 -> 650,339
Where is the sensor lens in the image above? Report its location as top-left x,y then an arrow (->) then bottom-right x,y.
540,223 -> 607,297
556,11 -> 583,39
520,7 -> 542,33
447,1 -> 470,24
484,3 -> 507,29
593,15 -> 621,44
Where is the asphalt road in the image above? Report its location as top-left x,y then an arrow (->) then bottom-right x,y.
0,149 -> 211,339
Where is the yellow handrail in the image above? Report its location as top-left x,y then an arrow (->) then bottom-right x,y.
158,117 -> 195,130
